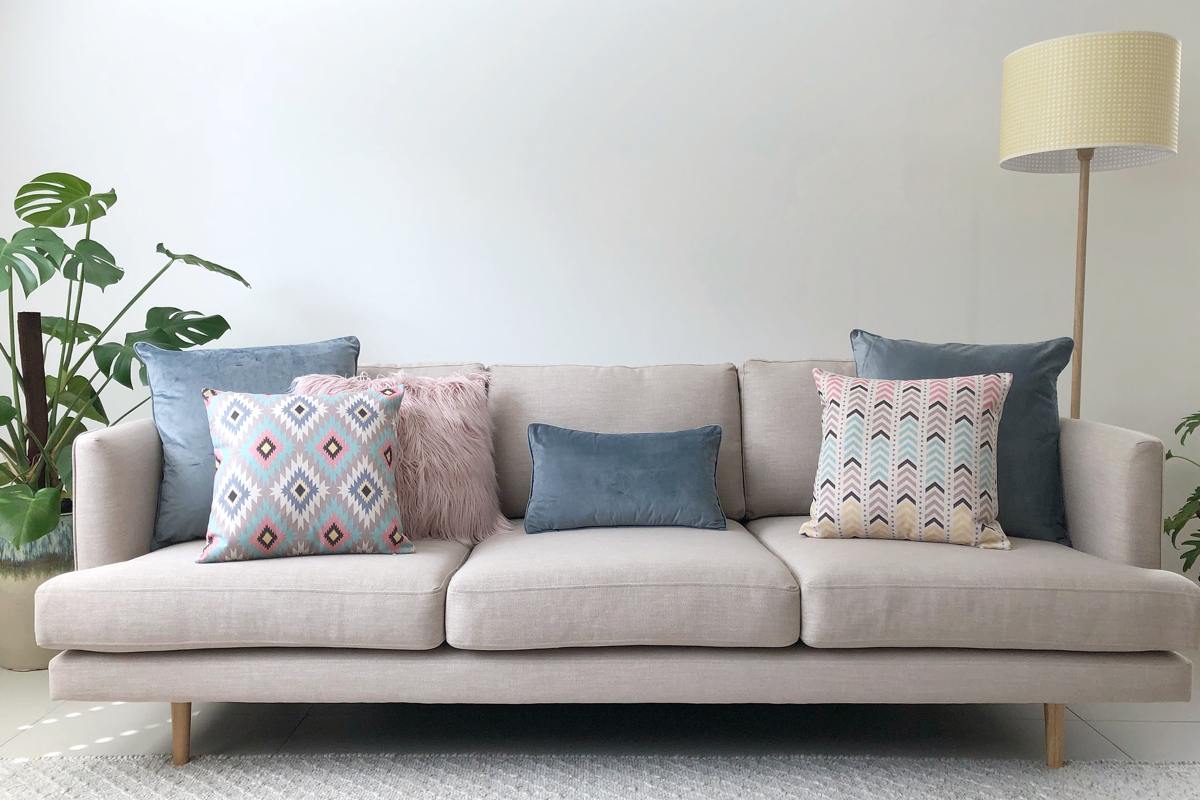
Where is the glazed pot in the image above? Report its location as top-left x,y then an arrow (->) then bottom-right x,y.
0,514 -> 73,671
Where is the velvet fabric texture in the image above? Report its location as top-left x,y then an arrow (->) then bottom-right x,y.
850,329 -> 1073,544
291,372 -> 509,544
523,424 -> 726,534
137,337 -> 360,548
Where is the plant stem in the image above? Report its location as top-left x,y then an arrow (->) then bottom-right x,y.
64,256 -> 175,380
49,274 -> 76,428
51,222 -> 90,430
0,342 -> 22,391
6,270 -> 26,447
1170,454 -> 1200,470
41,373 -> 114,468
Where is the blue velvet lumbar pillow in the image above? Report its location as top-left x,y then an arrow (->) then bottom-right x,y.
136,337 -> 360,548
850,329 -> 1073,544
524,424 -> 726,534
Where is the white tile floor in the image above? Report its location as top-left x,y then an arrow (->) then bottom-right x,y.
3,653 -> 1199,763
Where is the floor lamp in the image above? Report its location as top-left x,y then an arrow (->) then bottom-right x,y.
998,31 -> 1181,418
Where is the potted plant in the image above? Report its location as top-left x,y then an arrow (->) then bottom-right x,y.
1165,411 -> 1200,579
0,172 -> 249,670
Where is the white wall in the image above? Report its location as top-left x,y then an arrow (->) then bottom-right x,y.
2,1 -> 1198,573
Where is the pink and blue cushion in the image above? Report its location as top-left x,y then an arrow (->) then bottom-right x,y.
801,368 -> 1013,549
198,387 -> 413,563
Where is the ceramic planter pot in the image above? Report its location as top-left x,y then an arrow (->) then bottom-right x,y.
0,513 -> 73,671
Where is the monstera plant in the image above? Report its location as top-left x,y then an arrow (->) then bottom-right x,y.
0,172 -> 250,550
1165,411 -> 1200,578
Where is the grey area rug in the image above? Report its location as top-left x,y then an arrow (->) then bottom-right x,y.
3,753 -> 1199,800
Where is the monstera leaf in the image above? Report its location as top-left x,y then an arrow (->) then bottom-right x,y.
14,173 -> 117,228
0,484 -> 62,547
94,307 -> 231,388
157,244 -> 251,287
41,316 -> 101,344
45,374 -> 108,423
63,239 -> 124,289
92,341 -> 144,390
0,227 -> 67,295
47,416 -> 84,494
0,396 -> 15,427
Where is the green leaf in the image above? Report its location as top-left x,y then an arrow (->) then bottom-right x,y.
63,239 -> 124,289
48,417 -> 84,494
14,173 -> 116,228
156,243 -> 250,288
1180,535 -> 1200,574
0,227 -> 67,295
141,307 -> 231,348
1176,412 -> 1200,446
0,396 -> 15,427
41,316 -> 101,345
45,374 -> 108,424
94,307 -> 231,388
0,484 -> 62,547
1165,487 -> 1200,548
93,342 -> 139,389
54,446 -> 73,494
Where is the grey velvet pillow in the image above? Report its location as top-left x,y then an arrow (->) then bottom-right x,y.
137,337 -> 360,548
524,424 -> 726,534
850,329 -> 1073,544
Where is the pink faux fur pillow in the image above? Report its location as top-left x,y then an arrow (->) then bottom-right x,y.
292,372 -> 509,544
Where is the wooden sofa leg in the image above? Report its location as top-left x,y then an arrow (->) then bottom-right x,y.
171,702 -> 192,766
1044,703 -> 1065,768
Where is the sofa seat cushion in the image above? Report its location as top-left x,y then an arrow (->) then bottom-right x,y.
445,521 -> 799,649
747,516 -> 1200,652
36,539 -> 469,652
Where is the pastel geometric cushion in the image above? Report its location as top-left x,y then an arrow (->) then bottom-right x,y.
800,368 -> 1014,550
198,388 -> 413,563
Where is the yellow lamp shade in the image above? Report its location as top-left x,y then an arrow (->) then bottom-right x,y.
999,31 -> 1181,173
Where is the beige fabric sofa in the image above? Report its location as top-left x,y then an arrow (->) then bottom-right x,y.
35,360 -> 1200,768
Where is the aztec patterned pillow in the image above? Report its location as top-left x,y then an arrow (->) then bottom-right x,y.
198,387 -> 413,563
800,368 -> 1014,550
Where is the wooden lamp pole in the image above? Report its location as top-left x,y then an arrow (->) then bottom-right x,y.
1069,147 -> 1093,420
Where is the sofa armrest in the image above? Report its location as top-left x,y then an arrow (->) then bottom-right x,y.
72,418 -> 162,570
1060,418 -> 1163,569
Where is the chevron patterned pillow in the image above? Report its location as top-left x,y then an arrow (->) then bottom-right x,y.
801,368 -> 1014,549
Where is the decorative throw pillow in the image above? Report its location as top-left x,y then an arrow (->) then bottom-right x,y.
850,329 -> 1072,543
137,337 -> 361,548
291,372 -> 509,544
524,424 -> 726,534
801,368 -> 1013,549
198,388 -> 412,563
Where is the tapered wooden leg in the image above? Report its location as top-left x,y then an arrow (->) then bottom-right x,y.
1044,703 -> 1065,768
171,702 -> 192,766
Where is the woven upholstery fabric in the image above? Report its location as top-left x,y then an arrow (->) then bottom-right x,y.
36,539 -> 467,651
739,359 -> 856,518
199,388 -> 412,562
445,520 -> 798,650
750,516 -> 1200,652
487,364 -> 745,519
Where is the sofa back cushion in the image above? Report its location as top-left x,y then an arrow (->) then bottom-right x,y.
488,364 -> 745,519
740,359 -> 856,518
361,362 -> 486,379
